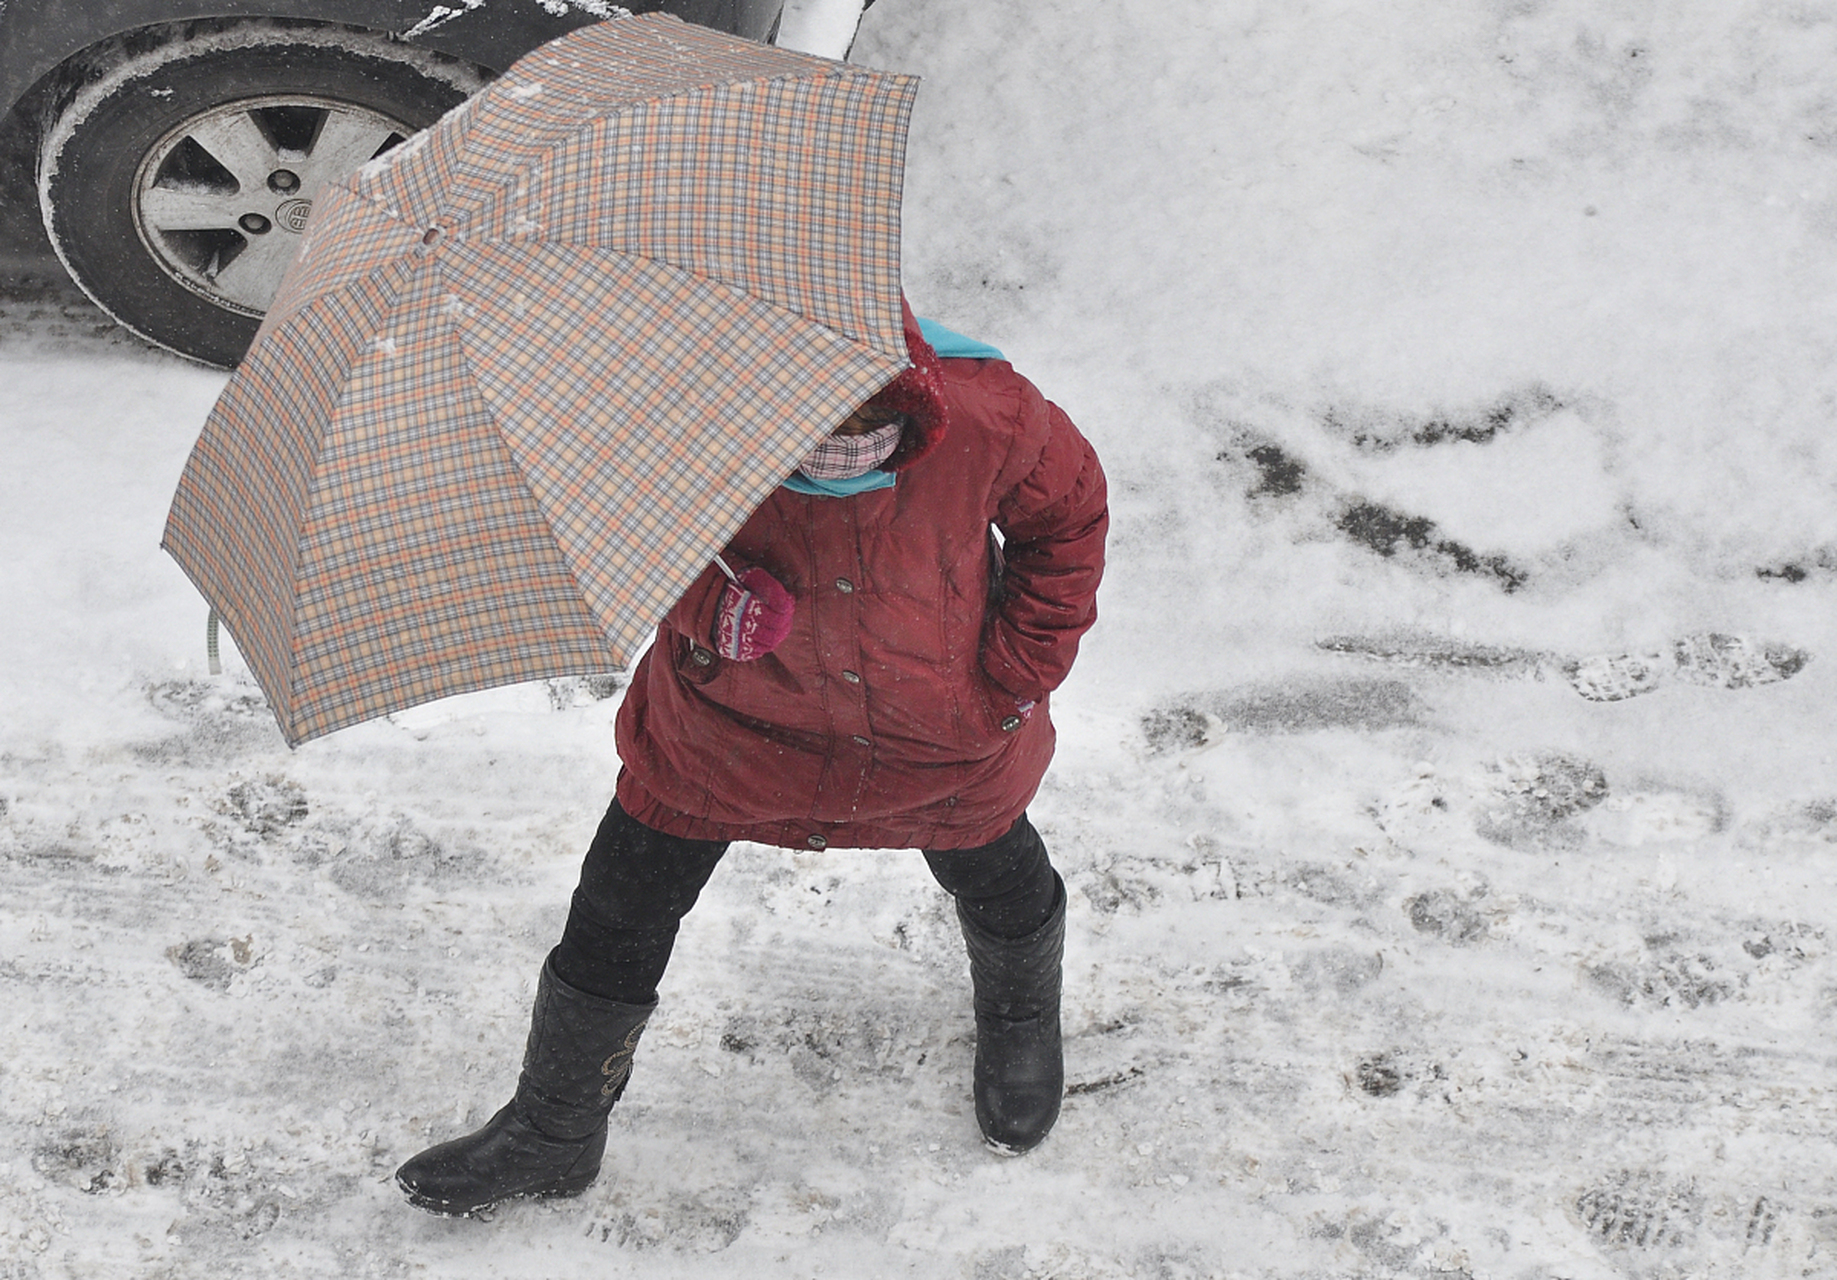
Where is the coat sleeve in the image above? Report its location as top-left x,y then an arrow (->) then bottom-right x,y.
981,392 -> 1108,703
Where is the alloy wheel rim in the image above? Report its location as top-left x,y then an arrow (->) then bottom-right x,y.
131,95 -> 411,315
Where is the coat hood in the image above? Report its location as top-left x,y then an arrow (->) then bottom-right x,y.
870,298 -> 949,472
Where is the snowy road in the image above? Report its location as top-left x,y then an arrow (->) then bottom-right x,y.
7,1 -> 1837,1277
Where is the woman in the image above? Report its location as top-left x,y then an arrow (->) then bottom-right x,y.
396,302 -> 1108,1216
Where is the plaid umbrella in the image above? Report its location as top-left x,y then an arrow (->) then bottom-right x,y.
162,13 -> 918,746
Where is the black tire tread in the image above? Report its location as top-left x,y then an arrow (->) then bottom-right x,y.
38,23 -> 484,367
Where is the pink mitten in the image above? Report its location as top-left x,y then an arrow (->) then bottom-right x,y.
714,567 -> 794,661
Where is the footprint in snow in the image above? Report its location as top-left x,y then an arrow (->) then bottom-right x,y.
1472,752 -> 1610,848
137,675 -> 283,762
1574,1170 -> 1702,1250
1319,631 -> 1810,702
582,1190 -> 752,1253
32,1129 -> 122,1194
167,935 -> 257,992
1584,948 -> 1734,1011
1139,677 -> 1423,753
223,776 -> 309,835
1572,1171 -> 1789,1264
1373,752 -> 1611,852
1403,887 -> 1492,945
1564,633 -> 1809,701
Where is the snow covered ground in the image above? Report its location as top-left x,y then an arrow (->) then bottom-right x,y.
5,1 -> 1837,1276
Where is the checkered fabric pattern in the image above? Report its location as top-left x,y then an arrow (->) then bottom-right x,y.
162,12 -> 919,745
796,418 -> 904,479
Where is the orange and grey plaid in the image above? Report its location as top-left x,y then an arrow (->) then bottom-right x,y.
163,12 -> 919,744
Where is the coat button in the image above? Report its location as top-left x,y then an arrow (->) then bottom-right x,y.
806,834 -> 827,850
690,647 -> 714,667
1001,715 -> 1023,731
834,578 -> 854,593
851,734 -> 871,746
841,670 -> 861,684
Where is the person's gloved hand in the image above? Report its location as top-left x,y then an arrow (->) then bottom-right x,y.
714,566 -> 794,661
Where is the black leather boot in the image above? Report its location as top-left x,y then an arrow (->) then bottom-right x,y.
956,873 -> 1066,1155
395,954 -> 655,1216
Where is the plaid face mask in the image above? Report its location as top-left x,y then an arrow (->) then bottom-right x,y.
797,418 -> 904,481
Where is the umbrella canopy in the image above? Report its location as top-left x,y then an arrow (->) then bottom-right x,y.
162,13 -> 918,746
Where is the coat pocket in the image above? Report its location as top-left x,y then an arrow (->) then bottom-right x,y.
673,634 -> 722,686
968,667 -> 1027,741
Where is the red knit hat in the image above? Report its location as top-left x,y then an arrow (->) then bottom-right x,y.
868,297 -> 949,472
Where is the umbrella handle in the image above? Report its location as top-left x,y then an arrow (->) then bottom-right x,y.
712,554 -> 741,585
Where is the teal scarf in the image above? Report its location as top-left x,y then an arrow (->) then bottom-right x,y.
782,470 -> 896,497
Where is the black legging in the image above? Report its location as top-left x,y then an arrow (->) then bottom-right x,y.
551,801 -> 1058,1004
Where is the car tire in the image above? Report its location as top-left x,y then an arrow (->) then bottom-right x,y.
39,25 -> 485,368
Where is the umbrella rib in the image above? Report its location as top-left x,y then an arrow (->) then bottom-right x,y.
437,248 -> 909,661
433,304 -> 638,656
274,252 -> 446,737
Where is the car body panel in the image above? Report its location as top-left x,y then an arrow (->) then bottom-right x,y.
0,0 -> 781,118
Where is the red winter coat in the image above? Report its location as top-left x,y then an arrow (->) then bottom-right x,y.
614,355 -> 1107,851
